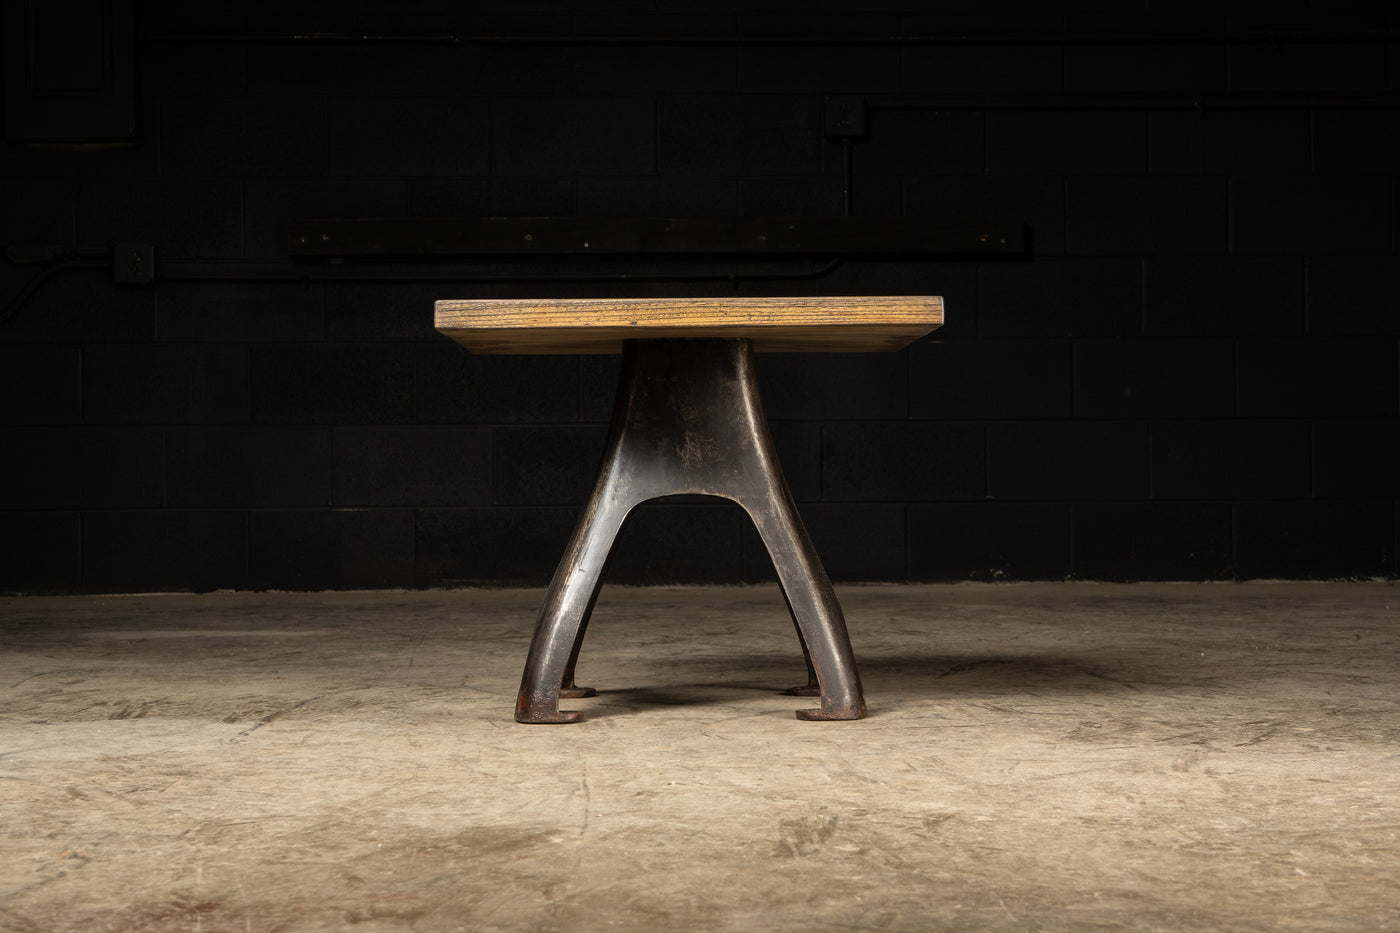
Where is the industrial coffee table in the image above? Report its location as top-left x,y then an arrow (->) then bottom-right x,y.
435,296 -> 944,723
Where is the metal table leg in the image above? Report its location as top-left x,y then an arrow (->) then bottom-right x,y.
515,338 -> 866,724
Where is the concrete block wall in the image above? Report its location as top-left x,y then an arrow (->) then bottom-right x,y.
2,3 -> 1397,591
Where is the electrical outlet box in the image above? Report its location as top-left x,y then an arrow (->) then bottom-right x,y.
112,241 -> 155,284
824,96 -> 867,139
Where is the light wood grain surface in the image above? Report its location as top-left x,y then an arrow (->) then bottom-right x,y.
433,296 -> 944,354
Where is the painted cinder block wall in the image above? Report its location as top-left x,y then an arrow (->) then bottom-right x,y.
2,3 -> 1397,592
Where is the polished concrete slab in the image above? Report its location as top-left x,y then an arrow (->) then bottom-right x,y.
2,583 -> 1398,932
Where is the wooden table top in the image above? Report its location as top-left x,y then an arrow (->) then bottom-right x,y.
434,296 -> 944,354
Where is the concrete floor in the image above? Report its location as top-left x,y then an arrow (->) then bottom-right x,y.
1,583 -> 1398,933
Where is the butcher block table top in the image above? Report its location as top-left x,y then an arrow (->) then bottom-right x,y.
433,296 -> 944,354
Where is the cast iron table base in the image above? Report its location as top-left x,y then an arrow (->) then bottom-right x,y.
515,337 -> 865,723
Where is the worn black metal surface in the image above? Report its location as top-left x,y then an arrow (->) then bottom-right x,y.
515,338 -> 866,724
289,216 -> 1025,258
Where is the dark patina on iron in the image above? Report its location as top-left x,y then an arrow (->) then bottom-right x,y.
515,338 -> 866,724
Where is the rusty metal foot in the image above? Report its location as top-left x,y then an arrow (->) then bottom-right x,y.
514,338 -> 866,723
795,696 -> 868,721
515,696 -> 584,724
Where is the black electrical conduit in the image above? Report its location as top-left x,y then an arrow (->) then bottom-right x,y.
154,258 -> 843,285
0,251 -> 843,329
868,94 -> 1400,111
141,30 -> 1400,47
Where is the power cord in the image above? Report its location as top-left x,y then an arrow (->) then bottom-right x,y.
1,246 -> 109,329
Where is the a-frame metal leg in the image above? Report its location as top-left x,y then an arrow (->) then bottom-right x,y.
514,338 -> 866,723
740,491 -> 865,720
514,489 -> 632,723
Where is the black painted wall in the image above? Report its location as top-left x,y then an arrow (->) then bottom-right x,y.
2,4 -> 1398,592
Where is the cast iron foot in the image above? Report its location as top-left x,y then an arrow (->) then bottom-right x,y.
515,695 -> 584,724
559,685 -> 597,699
794,698 -> 867,721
